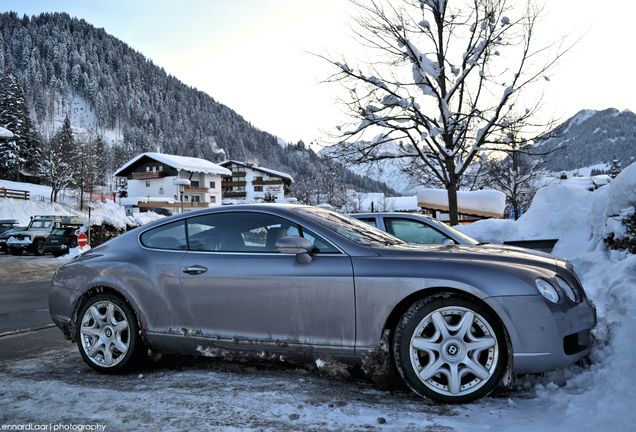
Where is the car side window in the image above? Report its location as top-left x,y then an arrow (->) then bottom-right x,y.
356,217 -> 377,227
186,212 -> 340,254
384,218 -> 451,245
140,220 -> 188,250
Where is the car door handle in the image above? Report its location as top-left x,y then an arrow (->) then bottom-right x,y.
183,265 -> 207,275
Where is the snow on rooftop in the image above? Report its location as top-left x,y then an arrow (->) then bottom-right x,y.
115,152 -> 231,177
220,160 -> 294,182
417,188 -> 506,218
0,126 -> 14,139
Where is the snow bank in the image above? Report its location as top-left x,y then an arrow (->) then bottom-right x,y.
0,179 -> 53,200
0,197 -> 75,226
89,201 -> 164,229
457,163 -> 636,430
417,188 -> 506,218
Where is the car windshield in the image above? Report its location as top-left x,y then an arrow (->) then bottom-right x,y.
29,220 -> 52,229
297,207 -> 405,247
426,217 -> 479,245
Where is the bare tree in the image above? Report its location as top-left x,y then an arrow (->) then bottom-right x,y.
482,145 -> 545,220
324,0 -> 567,224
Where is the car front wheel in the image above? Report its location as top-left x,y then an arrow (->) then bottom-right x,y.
75,294 -> 144,373
393,295 -> 507,403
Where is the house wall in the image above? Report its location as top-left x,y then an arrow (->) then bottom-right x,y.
127,170 -> 225,207
222,162 -> 289,202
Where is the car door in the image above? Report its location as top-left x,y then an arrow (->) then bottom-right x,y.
178,211 -> 356,354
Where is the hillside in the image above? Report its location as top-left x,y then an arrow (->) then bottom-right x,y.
0,12 -> 394,194
534,108 -> 636,172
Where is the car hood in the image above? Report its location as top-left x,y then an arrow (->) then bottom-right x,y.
374,242 -> 559,271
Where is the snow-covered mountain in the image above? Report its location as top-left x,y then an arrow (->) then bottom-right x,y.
0,12 -> 393,194
534,108 -> 636,172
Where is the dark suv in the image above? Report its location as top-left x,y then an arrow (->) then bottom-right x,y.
43,227 -> 80,257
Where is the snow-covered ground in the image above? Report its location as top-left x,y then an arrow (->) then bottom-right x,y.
0,181 -> 163,228
0,167 -> 634,430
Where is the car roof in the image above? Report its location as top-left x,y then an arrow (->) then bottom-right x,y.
351,212 -> 432,219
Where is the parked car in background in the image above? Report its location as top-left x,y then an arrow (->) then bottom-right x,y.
43,227 -> 80,257
0,226 -> 26,253
0,219 -> 20,234
7,215 -> 84,256
350,212 -> 479,245
50,204 -> 595,403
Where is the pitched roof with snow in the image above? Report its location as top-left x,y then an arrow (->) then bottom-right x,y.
417,188 -> 506,218
0,126 -> 14,139
114,152 -> 232,177
220,160 -> 294,182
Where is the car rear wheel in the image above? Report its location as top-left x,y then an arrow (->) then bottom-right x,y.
393,295 -> 507,403
75,294 -> 144,373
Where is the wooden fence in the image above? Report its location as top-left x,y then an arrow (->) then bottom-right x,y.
0,187 -> 30,200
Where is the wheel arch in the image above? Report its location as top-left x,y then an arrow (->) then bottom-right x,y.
382,287 -> 514,361
71,284 -> 146,343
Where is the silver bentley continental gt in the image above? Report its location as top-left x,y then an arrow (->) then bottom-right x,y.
49,204 -> 596,403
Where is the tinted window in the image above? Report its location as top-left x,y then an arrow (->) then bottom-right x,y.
298,207 -> 404,247
187,212 -> 339,253
140,220 -> 187,250
384,218 -> 451,245
356,217 -> 377,227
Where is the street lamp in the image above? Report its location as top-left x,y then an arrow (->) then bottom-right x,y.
173,178 -> 191,213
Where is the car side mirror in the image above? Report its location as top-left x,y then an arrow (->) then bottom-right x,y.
275,236 -> 314,264
442,239 -> 456,246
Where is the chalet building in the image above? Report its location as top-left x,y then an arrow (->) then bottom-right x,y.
219,160 -> 294,202
114,152 -> 231,213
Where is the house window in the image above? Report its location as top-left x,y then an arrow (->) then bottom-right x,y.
159,165 -> 164,172
191,180 -> 200,188
159,187 -> 164,195
191,195 -> 200,202
146,167 -> 150,172
209,181 -> 215,189
256,176 -> 263,182
184,195 -> 189,202
145,181 -> 151,188
210,196 -> 216,203
254,186 -> 263,192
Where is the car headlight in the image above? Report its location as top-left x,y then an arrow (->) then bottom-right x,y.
555,276 -> 577,303
535,278 -> 560,303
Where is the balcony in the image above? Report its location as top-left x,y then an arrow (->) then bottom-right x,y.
131,171 -> 165,180
222,181 -> 247,187
224,191 -> 247,198
252,179 -> 284,186
231,171 -> 246,177
138,201 -> 211,210
184,185 -> 213,193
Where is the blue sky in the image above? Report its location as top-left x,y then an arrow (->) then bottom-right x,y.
1,0 -> 635,144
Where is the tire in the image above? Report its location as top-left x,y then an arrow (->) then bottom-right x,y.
75,293 -> 144,373
393,295 -> 507,404
33,239 -> 45,256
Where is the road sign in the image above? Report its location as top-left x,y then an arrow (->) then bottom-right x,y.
77,232 -> 88,247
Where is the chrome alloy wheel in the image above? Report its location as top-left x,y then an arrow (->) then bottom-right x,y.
80,301 -> 130,367
409,306 -> 498,396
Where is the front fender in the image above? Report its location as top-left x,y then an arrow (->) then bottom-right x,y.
352,256 -> 549,350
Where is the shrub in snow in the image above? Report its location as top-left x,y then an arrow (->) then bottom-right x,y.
604,206 -> 636,254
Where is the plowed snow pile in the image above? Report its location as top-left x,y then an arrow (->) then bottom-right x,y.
458,163 -> 636,431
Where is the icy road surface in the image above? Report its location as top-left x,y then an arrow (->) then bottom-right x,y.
0,345 -> 593,432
